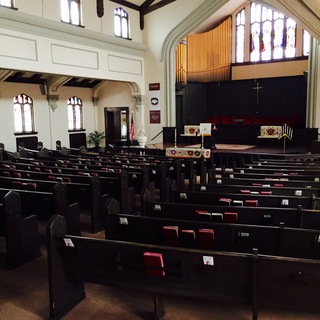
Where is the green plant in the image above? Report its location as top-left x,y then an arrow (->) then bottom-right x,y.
88,130 -> 105,147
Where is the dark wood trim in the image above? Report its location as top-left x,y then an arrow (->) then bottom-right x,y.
14,132 -> 38,136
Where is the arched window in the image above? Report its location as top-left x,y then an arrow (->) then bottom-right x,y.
13,93 -> 35,133
0,0 -> 13,7
114,7 -> 130,39
235,2 -> 310,63
67,96 -> 83,130
60,0 -> 82,26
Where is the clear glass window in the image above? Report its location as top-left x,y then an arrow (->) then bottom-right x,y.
60,0 -> 81,25
114,7 -> 130,39
67,96 -> 83,130
0,0 -> 13,7
13,94 -> 35,133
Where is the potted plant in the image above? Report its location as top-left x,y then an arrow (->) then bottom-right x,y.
88,130 -> 105,150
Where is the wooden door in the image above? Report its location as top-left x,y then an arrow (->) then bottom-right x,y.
104,107 -> 129,146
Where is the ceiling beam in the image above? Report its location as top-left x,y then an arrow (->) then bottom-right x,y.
108,0 -> 140,11
139,0 -> 177,29
143,0 -> 176,15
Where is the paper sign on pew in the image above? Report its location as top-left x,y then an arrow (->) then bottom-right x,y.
203,256 -> 214,266
64,238 -> 75,247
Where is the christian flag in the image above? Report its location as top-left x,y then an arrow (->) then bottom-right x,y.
130,112 -> 135,141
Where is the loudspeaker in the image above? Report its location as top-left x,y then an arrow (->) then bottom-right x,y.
40,84 -> 47,96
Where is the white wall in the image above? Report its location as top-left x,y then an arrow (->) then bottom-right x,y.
0,82 -> 95,151
142,0 -> 206,143
232,60 -> 308,80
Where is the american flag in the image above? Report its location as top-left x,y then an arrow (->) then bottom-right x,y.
130,112 -> 135,141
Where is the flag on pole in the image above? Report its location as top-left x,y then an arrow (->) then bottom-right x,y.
130,112 -> 135,141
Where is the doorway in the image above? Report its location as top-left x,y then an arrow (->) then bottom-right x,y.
104,107 -> 129,146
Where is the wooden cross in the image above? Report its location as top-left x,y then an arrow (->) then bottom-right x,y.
252,82 -> 263,104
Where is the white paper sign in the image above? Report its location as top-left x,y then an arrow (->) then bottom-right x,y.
203,256 -> 214,266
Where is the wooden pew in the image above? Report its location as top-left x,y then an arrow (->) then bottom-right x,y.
0,183 -> 68,221
170,189 -> 317,209
0,166 -> 135,215
191,182 -> 320,197
222,171 -> 320,182
208,176 -> 320,189
47,214 -> 320,320
0,172 -> 110,233
141,197 -> 320,229
1,159 -> 148,194
12,151 -> 205,193
105,208 -> 320,260
232,166 -> 320,177
17,155 -> 193,196
0,190 -> 40,269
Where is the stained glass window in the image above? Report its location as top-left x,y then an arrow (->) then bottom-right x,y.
249,2 -> 295,62
67,96 -> 83,130
13,94 -> 35,133
60,0 -> 82,26
236,8 -> 245,63
114,7 -> 130,39
236,2 -> 306,62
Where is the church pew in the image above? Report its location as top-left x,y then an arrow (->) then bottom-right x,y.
141,197 -> 320,229
47,214 -> 320,320
0,166 -> 135,215
242,161 -> 320,169
23,154 -> 196,193
208,176 -> 320,189
170,189 -> 316,209
191,182 -> 320,197
29,149 -> 207,190
0,173 -> 108,233
0,183 -> 68,221
1,159 -> 149,194
1,156 -> 185,203
232,166 -> 320,177
142,197 -> 295,224
105,209 -> 320,260
222,171 -> 320,182
0,190 -> 41,269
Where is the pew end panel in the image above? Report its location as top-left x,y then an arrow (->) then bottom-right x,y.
46,215 -> 85,320
2,190 -> 41,269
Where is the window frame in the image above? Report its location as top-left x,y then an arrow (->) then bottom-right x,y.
234,1 -> 310,64
114,7 -> 131,40
0,0 -> 14,8
13,93 -> 36,135
60,0 -> 83,27
67,96 -> 84,131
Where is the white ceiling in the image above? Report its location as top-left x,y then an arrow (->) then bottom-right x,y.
301,0 -> 320,19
